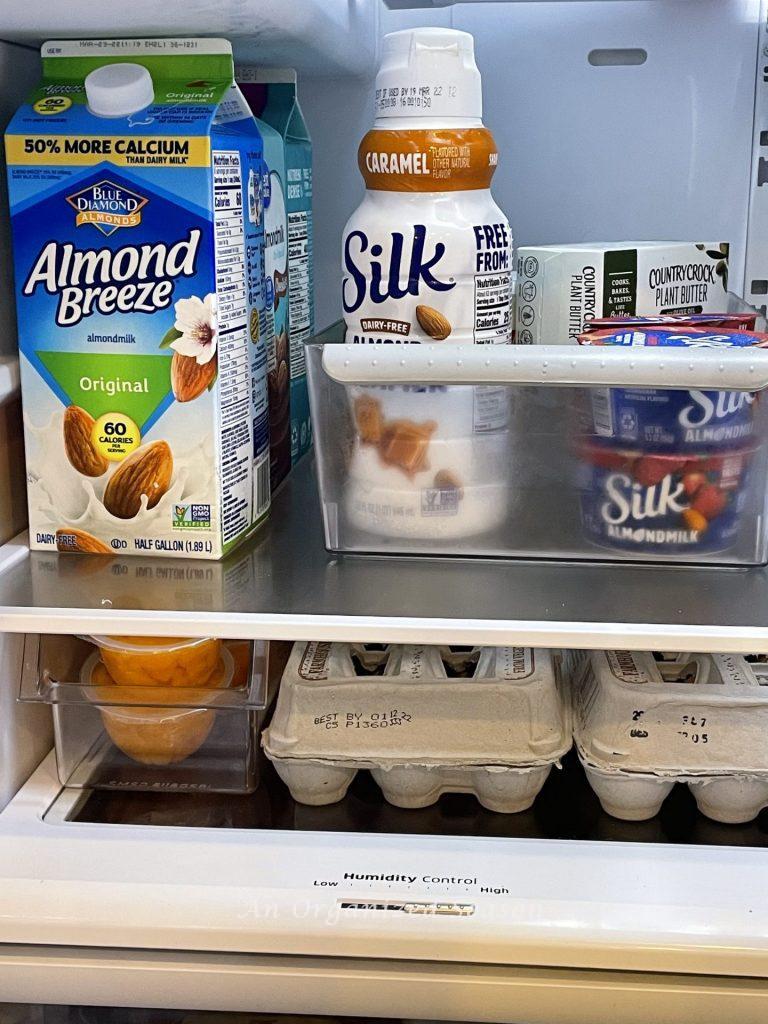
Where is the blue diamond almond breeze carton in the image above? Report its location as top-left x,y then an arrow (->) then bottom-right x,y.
5,38 -> 271,559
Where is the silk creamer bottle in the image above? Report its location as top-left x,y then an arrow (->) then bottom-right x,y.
341,28 -> 513,540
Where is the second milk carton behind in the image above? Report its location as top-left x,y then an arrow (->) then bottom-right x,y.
5,39 -> 270,559
238,68 -> 314,468
237,69 -> 291,487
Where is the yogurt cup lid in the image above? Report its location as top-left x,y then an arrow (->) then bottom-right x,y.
84,634 -> 218,654
578,326 -> 768,348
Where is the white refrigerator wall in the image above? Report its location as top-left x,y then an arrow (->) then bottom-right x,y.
0,42 -> 40,358
0,632 -> 51,812
305,0 -> 761,330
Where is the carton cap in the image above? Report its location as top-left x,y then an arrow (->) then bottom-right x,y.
375,28 -> 482,121
85,62 -> 154,118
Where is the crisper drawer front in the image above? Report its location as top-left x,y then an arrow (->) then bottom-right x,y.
1,751 -> 768,983
307,335 -> 768,565
1,960 -> 768,1024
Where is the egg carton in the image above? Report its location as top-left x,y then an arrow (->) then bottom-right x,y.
572,649 -> 768,822
263,642 -> 571,811
268,756 -> 553,812
579,760 -> 768,824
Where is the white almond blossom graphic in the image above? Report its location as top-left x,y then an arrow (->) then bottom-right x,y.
170,294 -> 218,365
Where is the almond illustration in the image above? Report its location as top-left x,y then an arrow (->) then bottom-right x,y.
416,304 -> 452,341
55,528 -> 112,554
103,440 -> 173,520
171,351 -> 217,403
63,405 -> 108,477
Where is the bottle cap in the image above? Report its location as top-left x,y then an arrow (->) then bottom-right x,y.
85,62 -> 154,118
374,28 -> 482,121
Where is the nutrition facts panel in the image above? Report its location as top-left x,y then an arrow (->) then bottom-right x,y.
474,270 -> 511,342
213,149 -> 252,545
287,208 -> 311,377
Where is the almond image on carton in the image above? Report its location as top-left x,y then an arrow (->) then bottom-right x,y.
63,406 -> 108,477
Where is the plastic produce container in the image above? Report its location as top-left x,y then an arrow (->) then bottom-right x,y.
306,320 -> 768,564
85,635 -> 222,688
20,634 -> 272,793
262,642 -> 571,812
572,649 -> 768,823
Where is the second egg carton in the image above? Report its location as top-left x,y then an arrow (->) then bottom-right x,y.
262,642 -> 571,811
573,650 -> 768,822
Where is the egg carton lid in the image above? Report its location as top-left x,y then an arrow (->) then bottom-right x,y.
350,644 -> 485,675
266,642 -> 570,765
582,650 -> 768,700
297,641 -> 554,683
262,746 -> 562,773
576,747 -> 768,783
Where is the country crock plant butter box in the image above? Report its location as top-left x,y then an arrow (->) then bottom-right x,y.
5,38 -> 271,559
515,242 -> 731,344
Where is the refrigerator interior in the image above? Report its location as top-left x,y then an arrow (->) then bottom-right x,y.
0,1 -> 768,1021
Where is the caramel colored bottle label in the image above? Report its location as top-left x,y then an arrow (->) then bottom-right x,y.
359,127 -> 498,192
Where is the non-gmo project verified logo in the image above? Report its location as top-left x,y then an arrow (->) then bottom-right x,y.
421,487 -> 459,517
173,504 -> 211,529
66,178 -> 148,236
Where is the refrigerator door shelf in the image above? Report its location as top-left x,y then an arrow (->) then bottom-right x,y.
0,3 -> 376,75
1,751 -> 767,982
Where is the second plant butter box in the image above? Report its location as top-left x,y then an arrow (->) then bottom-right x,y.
5,38 -> 271,559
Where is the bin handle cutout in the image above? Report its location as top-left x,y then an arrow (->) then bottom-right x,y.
321,343 -> 768,391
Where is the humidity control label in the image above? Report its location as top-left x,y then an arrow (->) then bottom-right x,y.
311,870 -> 510,895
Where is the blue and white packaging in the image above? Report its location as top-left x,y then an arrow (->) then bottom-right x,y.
579,325 -> 768,452
5,39 -> 270,559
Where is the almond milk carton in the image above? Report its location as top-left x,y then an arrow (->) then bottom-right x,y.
238,69 -> 314,468
6,39 -> 270,559
236,68 -> 291,487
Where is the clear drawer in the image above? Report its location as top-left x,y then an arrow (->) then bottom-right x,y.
306,325 -> 768,565
19,634 -> 277,793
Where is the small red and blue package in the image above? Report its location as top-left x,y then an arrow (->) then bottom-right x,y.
581,312 -> 759,333
578,325 -> 768,348
576,325 -> 768,451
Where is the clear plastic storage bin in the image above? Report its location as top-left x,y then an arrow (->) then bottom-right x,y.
306,323 -> 768,565
20,634 -> 275,793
